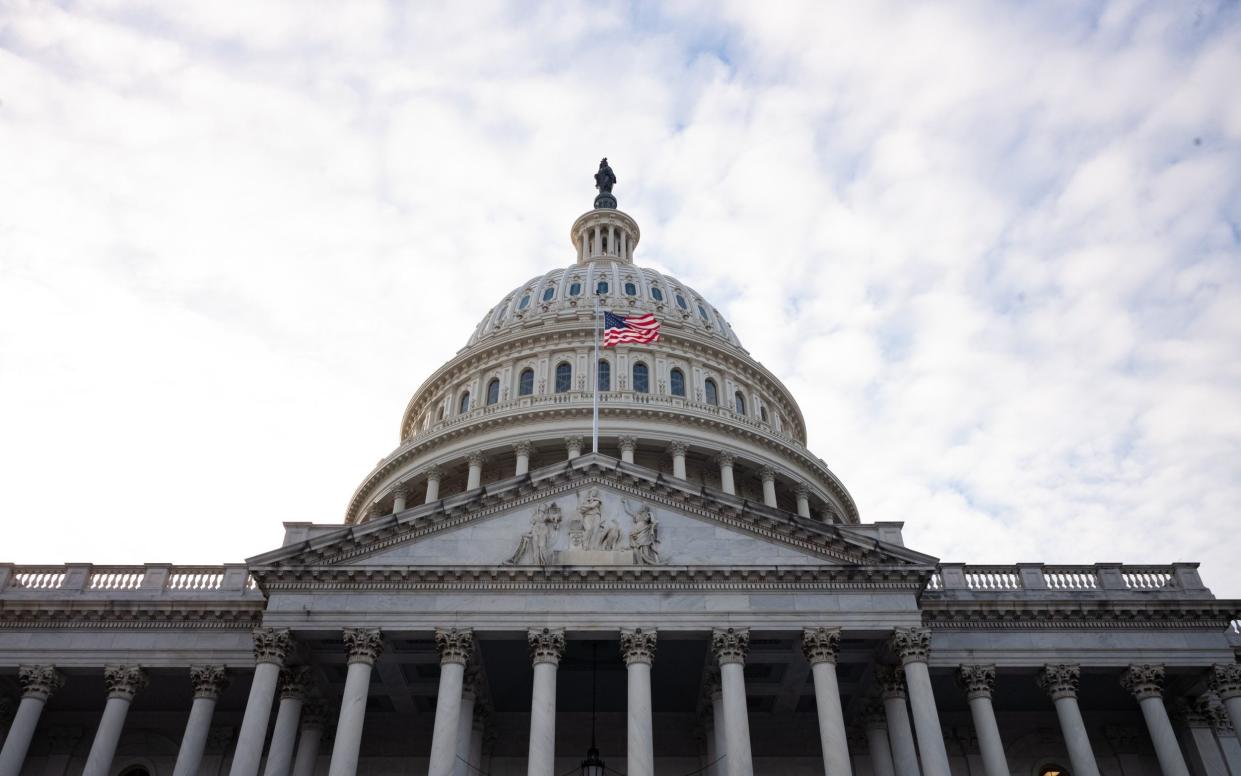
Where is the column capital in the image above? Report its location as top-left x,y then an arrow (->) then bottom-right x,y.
18,665 -> 64,701
424,464 -> 444,480
758,465 -> 776,482
794,481 -> 810,498
890,627 -> 932,664
1038,664 -> 1080,700
512,440 -> 534,456
434,627 -> 475,666
564,436 -> 584,452
1171,696 -> 1216,728
617,436 -> 638,453
711,627 -> 749,666
252,627 -> 294,666
800,627 -> 841,665
860,699 -> 888,730
103,665 -> 148,701
876,665 -> 906,700
1120,664 -> 1165,701
1211,662 -> 1241,700
343,628 -> 384,666
300,699 -> 329,730
390,484 -> 408,498
1208,698 -> 1234,735
620,627 -> 657,666
714,450 -> 736,466
528,627 -> 566,666
279,666 -> 313,701
956,664 -> 996,700
667,440 -> 689,457
466,450 -> 486,467
190,665 -> 230,700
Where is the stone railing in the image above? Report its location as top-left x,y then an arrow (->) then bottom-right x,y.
924,563 -> 1205,595
0,563 -> 257,596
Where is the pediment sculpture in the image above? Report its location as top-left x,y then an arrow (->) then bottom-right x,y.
504,488 -> 660,566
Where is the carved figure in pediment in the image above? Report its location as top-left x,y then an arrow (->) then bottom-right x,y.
598,519 -> 622,550
505,502 -> 562,565
623,499 -> 660,565
577,488 -> 604,549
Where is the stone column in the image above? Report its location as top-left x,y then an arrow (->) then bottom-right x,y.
172,666 -> 230,776
327,628 -> 384,776
428,628 -> 474,776
669,441 -> 688,480
621,628 -> 657,776
391,487 -> 407,513
290,701 -> 327,776
891,628 -> 950,776
618,436 -> 637,465
230,628 -> 293,776
794,483 -> 811,518
565,436 -> 583,460
264,667 -> 311,776
514,441 -> 533,476
425,465 -> 443,503
860,702 -> 896,776
527,628 -> 566,776
454,680 -> 477,776
82,666 -> 148,776
716,452 -> 736,495
1209,703 -> 1241,775
759,466 -> 778,508
1038,665 -> 1101,776
711,628 -> 753,776
466,451 -> 485,490
1211,664 -> 1241,738
1174,697 -> 1228,776
876,666 -> 920,776
0,666 -> 64,776
802,627 -> 852,776
1121,665 -> 1190,776
708,672 -> 727,776
957,665 -> 1007,776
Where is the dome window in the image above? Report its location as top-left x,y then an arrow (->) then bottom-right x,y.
518,294 -> 531,310
597,280 -> 609,295
597,360 -> 611,391
651,287 -> 664,302
704,378 -> 719,406
486,378 -> 500,406
459,391 -> 471,414
698,304 -> 710,321
624,281 -> 637,296
542,287 -> 555,302
760,405 -> 769,422
632,362 -> 650,394
555,362 -> 572,393
518,368 -> 534,396
675,293 -> 688,310
669,368 -> 686,397
734,391 -> 746,416
569,281 -> 582,296
437,405 -> 445,421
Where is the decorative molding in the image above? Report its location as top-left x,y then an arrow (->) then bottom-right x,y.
435,627 -> 474,666
253,628 -> 293,666
1038,664 -> 1080,700
528,627 -> 565,666
18,665 -> 64,701
1211,663 -> 1241,700
279,666 -> 313,700
891,627 -> 932,664
343,628 -> 384,666
620,627 -> 657,666
190,665 -> 229,700
876,665 -> 906,700
711,627 -> 749,666
0,603 -> 264,631
103,665 -> 148,700
1120,664 -> 1165,701
800,627 -> 841,665
956,665 -> 996,700
923,603 -> 1235,631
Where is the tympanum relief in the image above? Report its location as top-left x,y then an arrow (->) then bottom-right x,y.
505,488 -> 660,566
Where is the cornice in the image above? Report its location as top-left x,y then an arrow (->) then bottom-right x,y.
922,599 -> 1239,631
0,600 -> 265,630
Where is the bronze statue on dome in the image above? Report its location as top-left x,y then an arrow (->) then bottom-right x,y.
593,158 -> 617,208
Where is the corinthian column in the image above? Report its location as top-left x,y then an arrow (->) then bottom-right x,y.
957,665 -> 1007,776
264,667 -> 311,776
1038,665 -> 1101,776
290,701 -> 328,776
0,665 -> 64,776
514,441 -> 533,476
860,701 -> 896,776
1211,664 -> 1241,739
802,627 -> 851,776
328,628 -> 384,776
466,451 -> 485,490
230,628 -> 293,776
891,628 -> 949,776
758,467 -> 777,508
428,628 -> 474,776
1121,665 -> 1190,776
82,666 -> 148,776
424,465 -> 443,503
1209,701 -> 1241,775
668,442 -> 689,480
876,666 -> 920,776
711,628 -> 753,776
527,628 -> 566,776
565,437 -> 584,460
794,483 -> 811,518
172,666 -> 230,776
715,451 -> 736,495
621,628 -> 657,776
391,487 -> 408,513
618,436 -> 637,465
1174,696 -> 1228,776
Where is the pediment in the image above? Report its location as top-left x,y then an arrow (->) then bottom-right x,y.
249,455 -> 935,571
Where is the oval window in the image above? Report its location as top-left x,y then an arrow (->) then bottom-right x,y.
698,304 -> 710,320
675,294 -> 688,310
597,280 -> 609,295
518,295 -> 531,310
569,282 -> 582,296
542,287 -> 555,302
651,287 -> 664,302
624,282 -> 637,296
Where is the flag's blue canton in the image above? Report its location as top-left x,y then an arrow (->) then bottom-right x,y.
604,311 -> 628,330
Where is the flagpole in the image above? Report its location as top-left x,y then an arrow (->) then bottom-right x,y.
592,295 -> 601,454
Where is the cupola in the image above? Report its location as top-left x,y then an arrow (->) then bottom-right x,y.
571,158 -> 640,264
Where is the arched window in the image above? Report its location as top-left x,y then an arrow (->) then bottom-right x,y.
734,391 -> 746,415
486,378 -> 500,406
704,378 -> 719,406
596,280 -> 609,295
675,293 -> 688,310
597,360 -> 611,391
437,405 -> 445,421
651,286 -> 664,302
518,294 -> 531,310
760,405 -> 769,422
459,391 -> 470,414
555,362 -> 572,393
569,281 -> 582,296
518,368 -> 534,396
624,281 -> 637,296
632,362 -> 649,393
542,287 -> 555,302
669,368 -> 686,397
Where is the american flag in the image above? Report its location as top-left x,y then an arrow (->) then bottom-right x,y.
602,311 -> 660,347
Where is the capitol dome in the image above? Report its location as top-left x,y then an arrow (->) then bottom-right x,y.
344,180 -> 858,526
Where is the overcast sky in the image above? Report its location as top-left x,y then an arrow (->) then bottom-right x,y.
2,1 -> 1239,594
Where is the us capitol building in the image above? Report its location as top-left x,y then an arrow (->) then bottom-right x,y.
2,163 -> 1240,776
